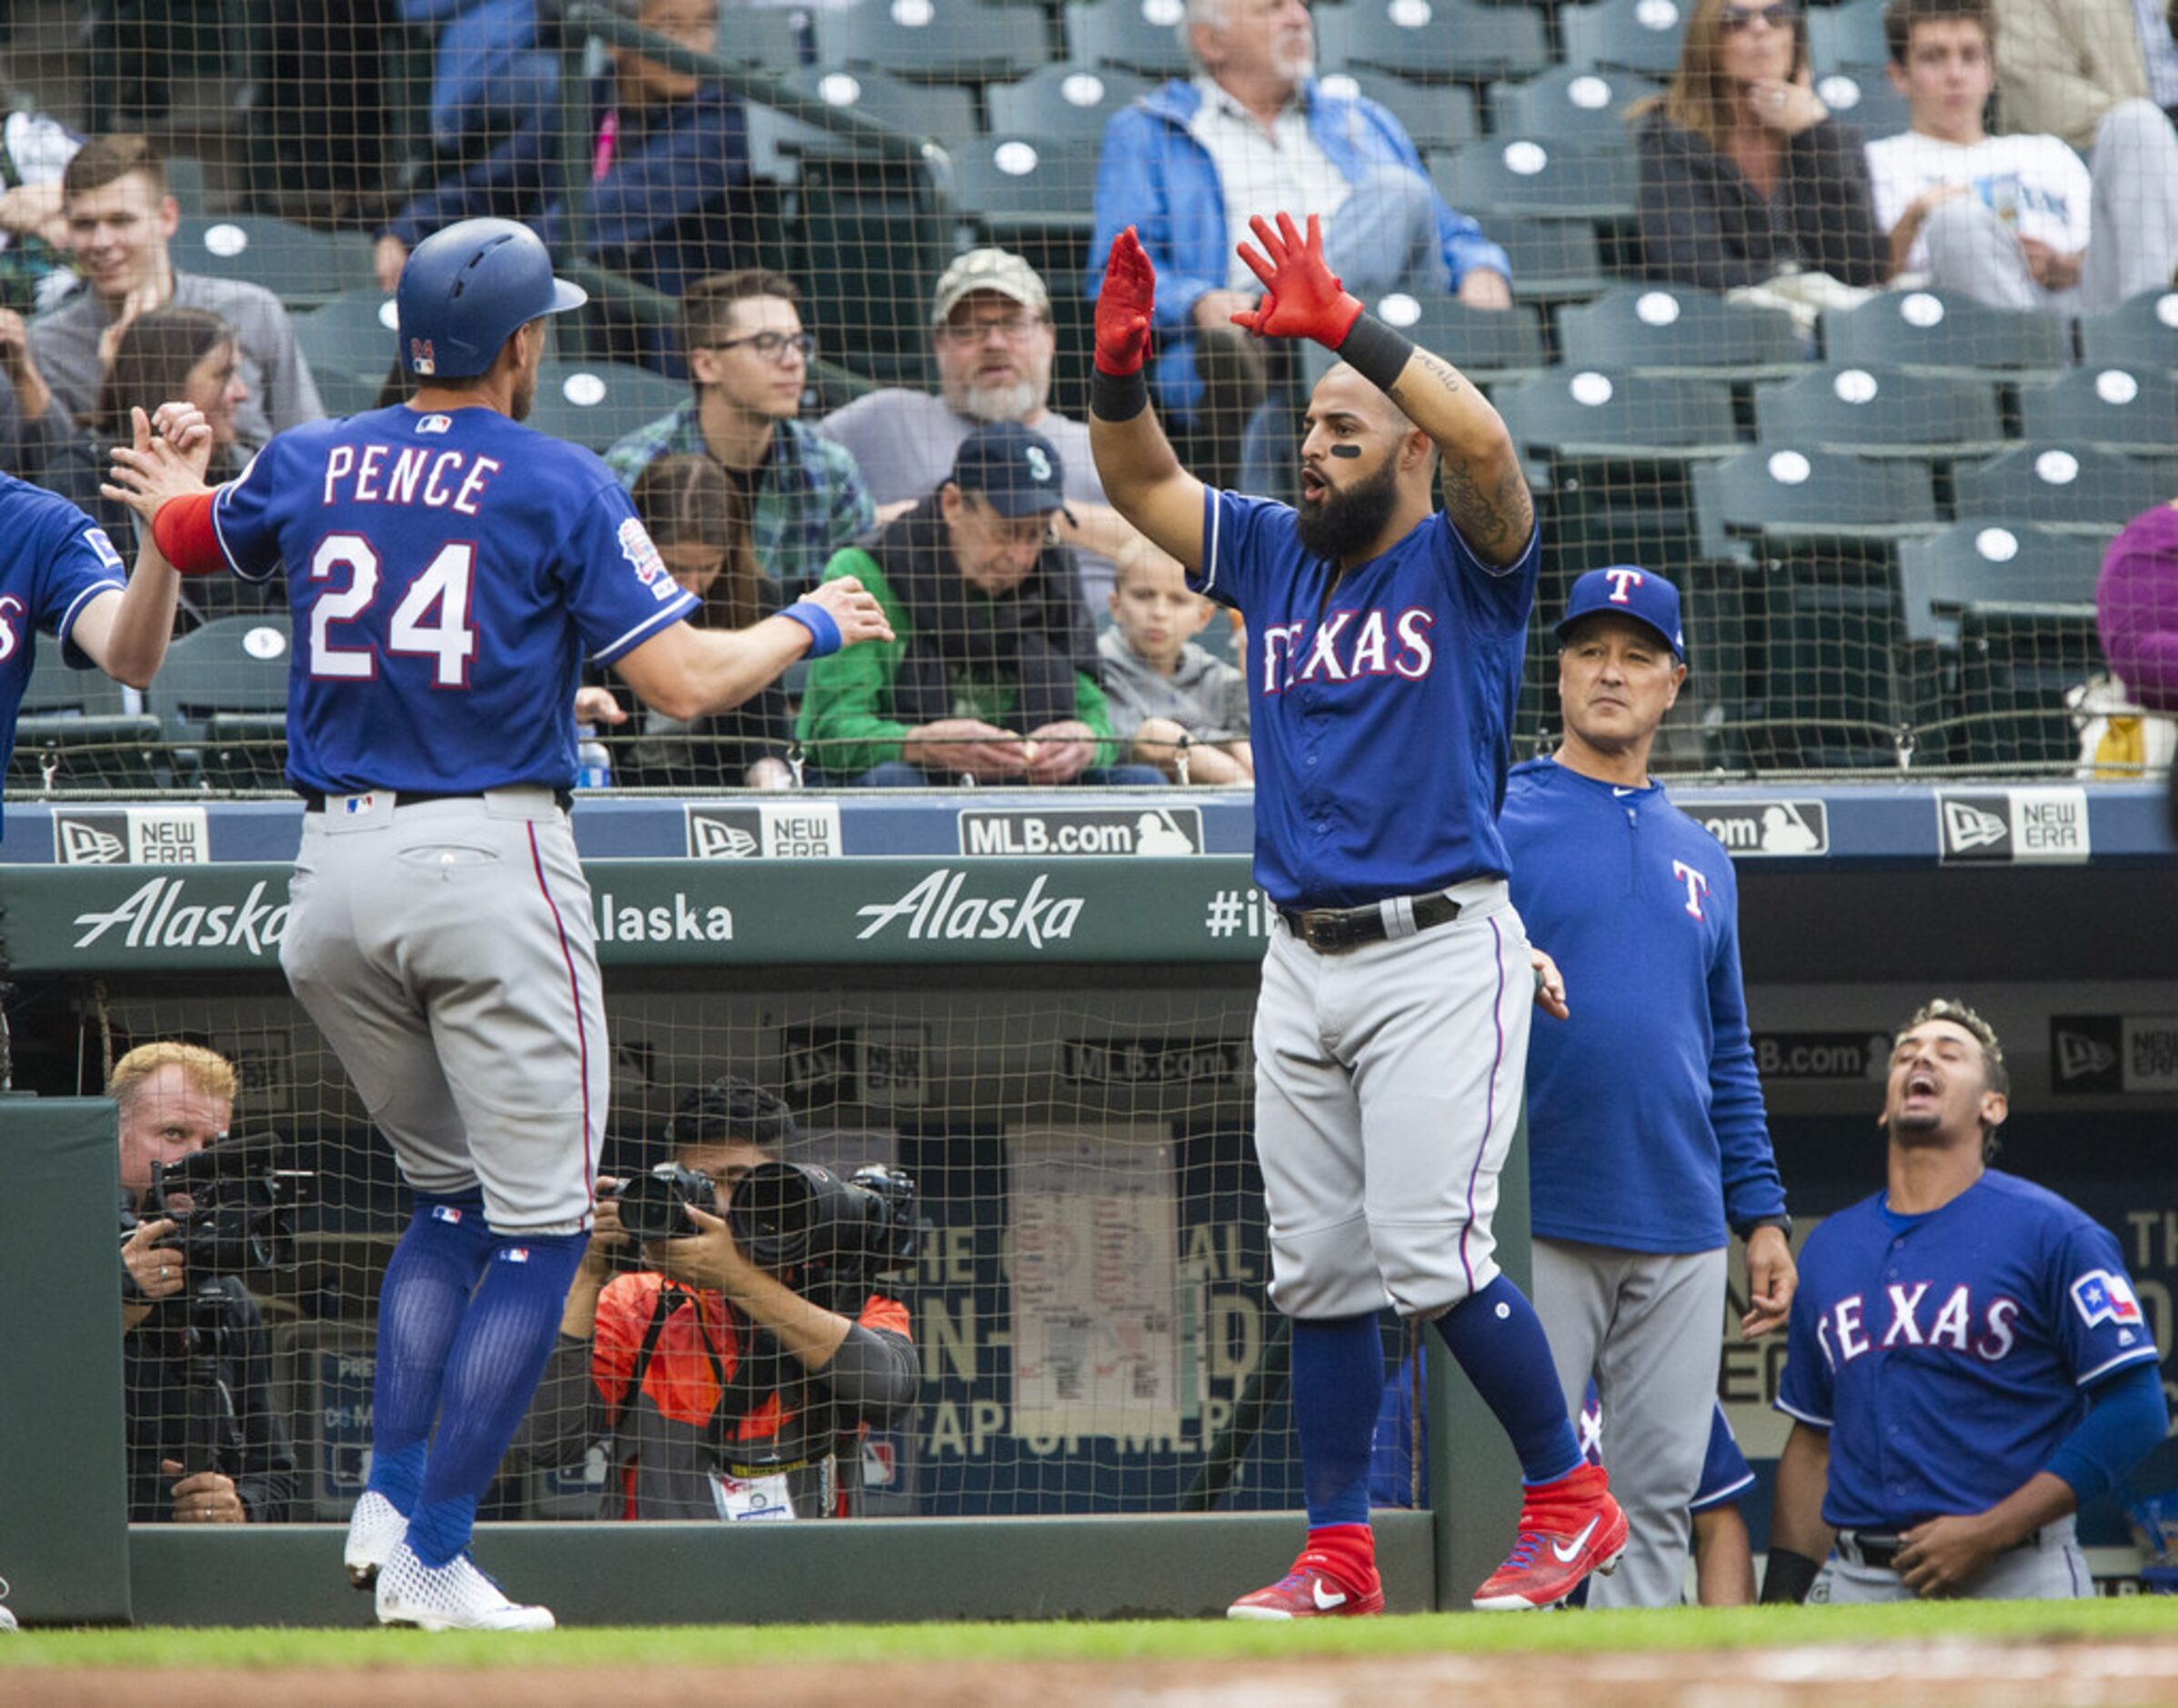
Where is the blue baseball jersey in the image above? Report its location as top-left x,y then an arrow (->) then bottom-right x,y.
1501,759 -> 1782,1251
1776,1171 -> 2161,1530
210,405 -> 696,794
0,474 -> 130,832
1192,489 -> 1538,909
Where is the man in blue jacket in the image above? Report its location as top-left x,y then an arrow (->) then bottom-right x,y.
1088,0 -> 1511,492
1501,567 -> 1798,1607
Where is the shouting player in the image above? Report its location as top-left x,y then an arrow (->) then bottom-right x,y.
1765,1000 -> 2169,1603
105,217 -> 890,1631
1090,212 -> 1624,1616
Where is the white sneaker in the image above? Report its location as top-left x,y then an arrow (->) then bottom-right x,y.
0,1573 -> 15,1632
344,1491 -> 408,1591
374,1541 -> 556,1632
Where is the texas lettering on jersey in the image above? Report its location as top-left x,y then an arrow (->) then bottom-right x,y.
1255,608 -> 1436,695
1814,1282 -> 2022,1366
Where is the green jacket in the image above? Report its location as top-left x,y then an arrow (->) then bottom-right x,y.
796,548 -> 1122,778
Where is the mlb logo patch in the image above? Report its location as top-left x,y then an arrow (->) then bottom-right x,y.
2070,1269 -> 2144,1328
344,793 -> 376,815
431,1204 -> 464,1224
417,413 -> 453,436
409,336 -> 437,375
499,1246 -> 531,1264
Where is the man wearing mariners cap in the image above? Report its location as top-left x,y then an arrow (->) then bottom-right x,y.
798,419 -> 1166,787
1498,566 -> 1797,1607
820,247 -> 1141,604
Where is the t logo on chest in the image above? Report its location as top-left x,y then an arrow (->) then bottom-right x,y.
1819,1284 -> 2021,1366
1671,858 -> 1709,920
1259,608 -> 1436,696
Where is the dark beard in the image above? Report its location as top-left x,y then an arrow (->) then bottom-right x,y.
1294,455 -> 1401,561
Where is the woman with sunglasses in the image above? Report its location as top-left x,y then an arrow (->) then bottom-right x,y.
1631,0 -> 1889,293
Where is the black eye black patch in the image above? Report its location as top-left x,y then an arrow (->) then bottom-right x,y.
1329,444 -> 1362,458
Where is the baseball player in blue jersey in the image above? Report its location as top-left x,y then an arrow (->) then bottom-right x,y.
105,217 -> 889,1631
0,412 -> 203,833
1091,212 -> 1624,1616
1764,1000 -> 2170,1603
1501,567 -> 1794,1608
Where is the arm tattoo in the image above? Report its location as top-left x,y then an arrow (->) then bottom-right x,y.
1386,348 -> 1464,409
1440,457 -> 1534,558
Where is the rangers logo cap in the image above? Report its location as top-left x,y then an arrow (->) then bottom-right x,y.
948,420 -> 1077,523
1556,565 -> 1686,659
931,247 -> 1050,326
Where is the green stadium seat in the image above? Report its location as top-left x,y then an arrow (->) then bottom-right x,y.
1897,520 -> 2106,648
1485,216 -> 1611,303
199,711 -> 293,789
1809,0 -> 1891,75
296,290 -> 400,417
1429,139 -> 1638,223
526,360 -> 689,454
771,65 -> 981,150
1819,289 -> 2073,377
2076,287 -> 2178,373
794,152 -> 953,387
1558,0 -> 1688,78
1693,444 -> 1940,562
1558,285 -> 1805,378
147,613 -> 294,747
1318,72 -> 1480,153
1812,65 -> 1912,139
20,644 -> 133,718
1348,295 -> 1549,381
1063,0 -> 1194,79
1495,369 -> 1740,467
1951,445 -> 2178,537
812,0 -> 1053,85
1751,367 -> 2005,458
1488,67 -> 1661,146
2015,367 -> 2178,454
986,64 -> 1153,141
944,136 -> 1102,239
1956,600 -> 2105,768
1313,0 -> 1550,83
6,714 -> 166,791
715,5 -> 807,72
171,216 -> 376,309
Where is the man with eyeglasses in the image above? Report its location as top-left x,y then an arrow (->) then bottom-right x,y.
798,420 -> 1165,787
607,268 -> 874,600
820,249 -> 1140,606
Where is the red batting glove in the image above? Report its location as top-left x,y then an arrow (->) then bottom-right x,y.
1231,212 -> 1364,348
1095,226 -> 1155,376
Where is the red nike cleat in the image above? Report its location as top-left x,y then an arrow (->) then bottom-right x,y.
1470,1462 -> 1630,1611
1227,1549 -> 1386,1621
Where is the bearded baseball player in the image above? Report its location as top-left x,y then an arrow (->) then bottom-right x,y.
105,217 -> 889,1631
1502,567 -> 1794,1608
1091,212 -> 1624,1617
1764,1000 -> 2170,1604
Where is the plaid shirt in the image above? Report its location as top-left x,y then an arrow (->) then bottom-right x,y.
604,402 -> 875,598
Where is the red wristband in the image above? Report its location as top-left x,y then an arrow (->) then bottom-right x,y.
151,491 -> 224,576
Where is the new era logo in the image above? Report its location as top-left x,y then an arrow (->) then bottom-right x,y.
58,819 -> 125,864
690,813 -> 761,859
1942,799 -> 2007,852
2054,1030 -> 2118,1081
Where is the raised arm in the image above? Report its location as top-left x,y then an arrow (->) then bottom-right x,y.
611,575 -> 893,722
1087,226 -> 1210,573
1233,212 -> 1531,566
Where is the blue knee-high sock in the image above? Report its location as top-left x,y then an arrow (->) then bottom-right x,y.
1429,1274 -> 1583,1486
1290,1314 -> 1389,1531
405,1231 -> 587,1568
367,1190 -> 493,1513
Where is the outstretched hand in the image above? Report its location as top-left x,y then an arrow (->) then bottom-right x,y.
1231,212 -> 1363,348
805,574 -> 895,648
102,404 -> 215,523
1094,226 -> 1155,376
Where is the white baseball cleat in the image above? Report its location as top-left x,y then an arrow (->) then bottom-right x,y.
373,1541 -> 556,1632
344,1491 -> 408,1591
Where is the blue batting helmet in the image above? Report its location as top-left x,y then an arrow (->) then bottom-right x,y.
395,217 -> 587,379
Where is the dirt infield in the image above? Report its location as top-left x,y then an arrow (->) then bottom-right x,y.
17,1642 -> 2178,1708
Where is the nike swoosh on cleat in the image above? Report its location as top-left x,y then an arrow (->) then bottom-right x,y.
1551,1514 -> 1601,1564
1311,1581 -> 1348,1610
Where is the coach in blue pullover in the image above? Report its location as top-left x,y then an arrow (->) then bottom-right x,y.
1501,567 -> 1795,1608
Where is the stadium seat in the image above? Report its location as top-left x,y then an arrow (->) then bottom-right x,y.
1558,285 -> 1805,378
1063,0 -> 1194,79
1429,139 -> 1638,223
1897,520 -> 2107,648
525,359 -> 691,454
2015,367 -> 2178,454
19,643 -> 132,718
147,614 -> 294,753
1811,65 -> 1912,140
1317,71 -> 1480,152
171,216 -> 376,309
2076,287 -> 2178,372
943,136 -> 1102,239
1693,445 -> 1940,562
1488,67 -> 1661,146
1819,289 -> 2073,377
1485,216 -> 1612,303
6,714 -> 165,791
296,290 -> 400,417
812,0 -> 1053,86
794,153 -> 953,387
1558,0 -> 1689,78
1751,367 -> 2005,458
1956,600 -> 2105,768
1808,0 -> 1890,75
986,63 -> 1153,141
1495,369 -> 1740,467
1349,295 -> 1549,381
716,5 -> 808,72
198,711 -> 292,790
1950,445 -> 2178,536
1312,0 -> 1551,84
771,65 -> 981,150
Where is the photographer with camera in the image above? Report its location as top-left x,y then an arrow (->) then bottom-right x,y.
513,1076 -> 917,1521
114,1042 -> 296,1525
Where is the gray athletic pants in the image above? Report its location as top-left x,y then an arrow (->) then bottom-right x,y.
1533,1240 -> 1728,1607
1813,1518 -> 2092,1602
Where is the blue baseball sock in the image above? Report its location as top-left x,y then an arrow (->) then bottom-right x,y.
366,1189 -> 493,1514
405,1230 -> 587,1568
1290,1314 -> 1388,1531
1429,1274 -> 1583,1486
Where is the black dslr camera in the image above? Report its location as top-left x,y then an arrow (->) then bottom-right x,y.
612,1159 -> 919,1287
135,1131 -> 306,1278
611,1161 -> 719,1241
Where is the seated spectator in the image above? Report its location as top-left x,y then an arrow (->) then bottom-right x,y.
1992,0 -> 2178,151
1632,0 -> 1890,295
606,268 -> 872,599
376,0 -> 751,362
821,249 -> 1140,607
1089,0 -> 1510,493
617,455 -> 798,789
1099,534 -> 1253,783
511,1076 -> 918,1520
1868,0 -> 2178,311
798,422 -> 1165,787
29,136 -> 324,442
114,1041 -> 297,1525
0,108 -> 82,315
400,0 -> 558,158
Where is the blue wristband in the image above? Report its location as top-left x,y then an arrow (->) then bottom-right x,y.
779,599 -> 842,658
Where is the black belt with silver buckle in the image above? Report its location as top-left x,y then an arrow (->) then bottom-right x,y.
301,788 -> 574,814
1837,1528 -> 2033,1571
1278,891 -> 1463,954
